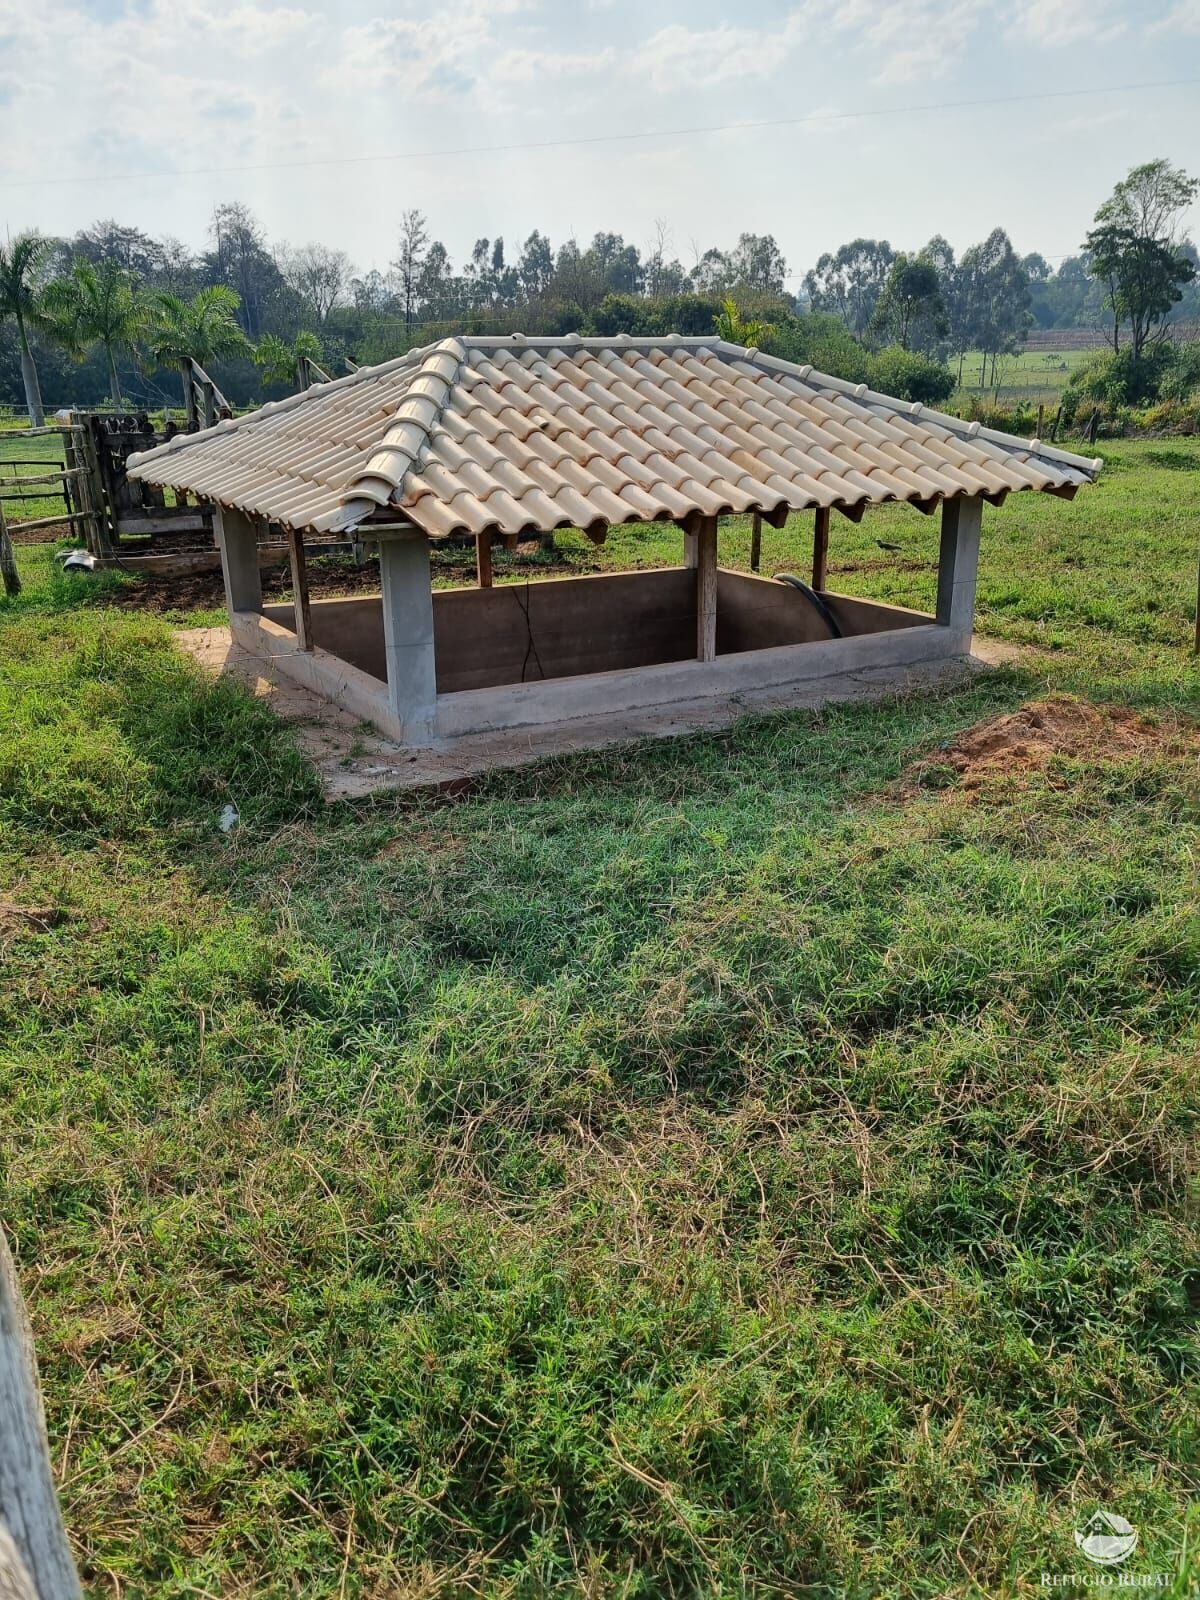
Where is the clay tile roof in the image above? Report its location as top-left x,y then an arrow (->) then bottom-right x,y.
126,336 -> 1103,538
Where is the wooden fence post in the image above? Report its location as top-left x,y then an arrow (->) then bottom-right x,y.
749,510 -> 762,573
812,506 -> 830,591
287,527 -> 313,652
0,502 -> 20,598
0,1227 -> 82,1600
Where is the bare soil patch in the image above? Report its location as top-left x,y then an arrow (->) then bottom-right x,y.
0,902 -> 62,941
107,558 -> 391,615
107,543 -> 591,614
8,518 -> 73,545
902,696 -> 1188,793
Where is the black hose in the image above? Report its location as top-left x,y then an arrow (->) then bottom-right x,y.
772,572 -> 843,638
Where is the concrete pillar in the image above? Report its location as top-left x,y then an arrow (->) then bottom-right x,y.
215,505 -> 262,615
379,532 -> 437,739
936,495 -> 983,643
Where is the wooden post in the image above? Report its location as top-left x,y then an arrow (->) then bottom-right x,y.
812,506 -> 830,591
287,527 -> 313,652
1194,540 -> 1200,656
181,359 -> 198,432
1050,405 -> 1062,443
0,502 -> 20,598
476,531 -> 493,589
0,1226 -> 83,1600
695,515 -> 718,662
749,510 -> 762,573
1036,403 -> 1044,436
76,424 -> 112,559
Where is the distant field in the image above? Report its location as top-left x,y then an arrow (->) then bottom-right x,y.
952,346 -> 1093,408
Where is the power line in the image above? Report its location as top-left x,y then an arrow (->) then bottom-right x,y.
1,76 -> 1197,192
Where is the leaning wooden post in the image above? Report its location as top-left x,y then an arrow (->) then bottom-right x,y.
0,1226 -> 83,1600
749,510 -> 762,573
811,506 -> 830,591
0,502 -> 20,598
476,531 -> 494,589
695,515 -> 718,662
287,527 -> 313,652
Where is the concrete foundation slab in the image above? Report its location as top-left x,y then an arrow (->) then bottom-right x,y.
175,623 -> 1007,799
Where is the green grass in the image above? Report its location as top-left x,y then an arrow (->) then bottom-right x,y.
1,440 -> 1198,1596
0,429 -> 71,528
951,348 -> 1095,409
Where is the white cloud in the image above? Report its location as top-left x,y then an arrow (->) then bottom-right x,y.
630,1 -> 996,93
633,13 -> 811,89
1006,0 -> 1126,46
1153,0 -> 1200,32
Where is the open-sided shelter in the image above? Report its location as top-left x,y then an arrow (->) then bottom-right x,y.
127,335 -> 1102,749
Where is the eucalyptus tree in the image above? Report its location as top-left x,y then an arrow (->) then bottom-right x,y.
393,209 -> 429,333
0,232 -> 52,425
872,253 -> 945,352
41,257 -> 145,407
1085,158 -> 1198,358
803,240 -> 894,338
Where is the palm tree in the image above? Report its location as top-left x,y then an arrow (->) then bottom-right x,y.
714,297 -> 774,349
42,258 -> 144,407
147,286 -> 248,406
0,232 -> 52,426
253,329 -> 322,391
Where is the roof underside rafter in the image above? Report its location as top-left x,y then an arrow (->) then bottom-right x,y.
126,335 -> 1103,541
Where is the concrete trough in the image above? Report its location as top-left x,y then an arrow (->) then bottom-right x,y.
235,565 -> 965,749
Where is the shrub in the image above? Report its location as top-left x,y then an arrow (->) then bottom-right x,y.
767,312 -> 870,384
866,345 -> 956,406
1066,345 -> 1174,409
959,395 -> 1040,434
1159,341 -> 1200,404
587,294 -> 659,337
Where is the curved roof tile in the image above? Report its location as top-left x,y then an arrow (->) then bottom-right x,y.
126,335 -> 1102,536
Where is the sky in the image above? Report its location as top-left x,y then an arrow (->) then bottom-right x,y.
0,0 -> 1198,289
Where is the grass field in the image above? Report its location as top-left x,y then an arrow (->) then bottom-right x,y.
0,430 -> 70,528
952,348 -> 1094,409
1,439 -> 1198,1596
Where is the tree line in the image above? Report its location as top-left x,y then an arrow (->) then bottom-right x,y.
1,159 -> 1195,422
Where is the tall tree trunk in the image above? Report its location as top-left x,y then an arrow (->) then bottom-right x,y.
106,349 -> 122,408
15,318 -> 44,428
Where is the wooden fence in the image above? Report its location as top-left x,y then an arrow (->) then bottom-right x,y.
0,1227 -> 81,1599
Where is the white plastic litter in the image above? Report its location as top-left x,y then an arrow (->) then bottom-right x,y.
55,548 -> 97,572
218,804 -> 239,833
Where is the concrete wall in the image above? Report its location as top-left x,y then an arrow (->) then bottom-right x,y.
264,569 -> 932,694
715,570 -> 929,652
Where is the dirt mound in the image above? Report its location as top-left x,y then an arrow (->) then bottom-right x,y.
0,903 -> 62,941
904,697 -> 1185,792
